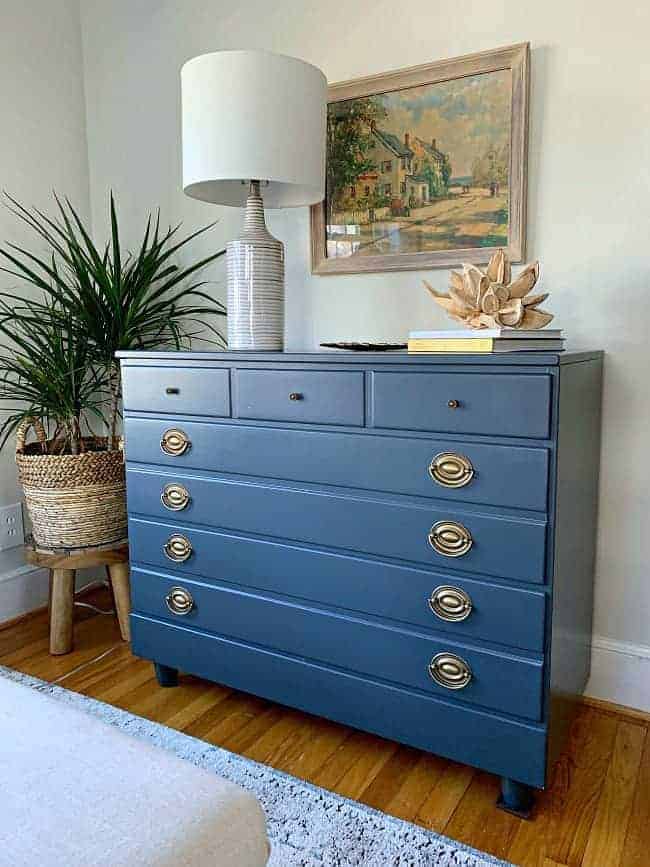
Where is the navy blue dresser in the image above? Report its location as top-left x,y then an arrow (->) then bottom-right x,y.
118,350 -> 603,814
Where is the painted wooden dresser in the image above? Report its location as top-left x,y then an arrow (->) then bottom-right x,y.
118,350 -> 603,814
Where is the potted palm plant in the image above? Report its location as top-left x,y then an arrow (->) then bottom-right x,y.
0,193 -> 225,549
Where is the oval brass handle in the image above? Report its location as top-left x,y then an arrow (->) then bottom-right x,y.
428,521 -> 473,557
429,585 -> 473,622
165,586 -> 194,616
429,453 -> 474,488
447,399 -> 460,409
163,534 -> 193,563
161,483 -> 191,512
160,428 -> 191,456
289,392 -> 303,401
428,652 -> 472,690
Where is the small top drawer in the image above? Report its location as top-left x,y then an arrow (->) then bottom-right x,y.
234,369 -> 364,426
122,366 -> 230,417
371,372 -> 551,439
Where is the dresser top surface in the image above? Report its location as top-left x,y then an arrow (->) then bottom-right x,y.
117,349 -> 602,366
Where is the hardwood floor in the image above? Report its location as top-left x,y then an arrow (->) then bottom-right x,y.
2,594 -> 648,867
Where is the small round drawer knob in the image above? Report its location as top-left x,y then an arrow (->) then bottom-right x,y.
428,652 -> 472,690
428,521 -> 473,558
165,586 -> 194,616
447,399 -> 460,409
429,453 -> 474,488
160,428 -> 191,456
429,585 -> 473,622
289,392 -> 303,401
163,533 -> 193,563
161,483 -> 191,511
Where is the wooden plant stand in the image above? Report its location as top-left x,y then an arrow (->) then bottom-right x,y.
25,538 -> 130,655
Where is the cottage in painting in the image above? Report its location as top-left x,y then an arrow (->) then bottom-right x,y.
346,127 -> 448,213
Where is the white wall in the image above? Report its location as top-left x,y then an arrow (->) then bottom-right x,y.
80,0 -> 650,705
0,0 -> 91,617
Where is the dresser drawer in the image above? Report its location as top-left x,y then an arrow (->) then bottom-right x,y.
122,365 -> 230,417
127,471 -> 548,583
233,369 -> 364,426
124,418 -> 549,512
371,372 -> 551,438
132,614 -> 547,786
129,520 -> 546,651
132,570 -> 544,720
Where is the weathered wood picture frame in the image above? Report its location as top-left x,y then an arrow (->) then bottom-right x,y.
311,43 -> 529,275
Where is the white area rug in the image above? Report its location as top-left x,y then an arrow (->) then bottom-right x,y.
1,666 -> 512,866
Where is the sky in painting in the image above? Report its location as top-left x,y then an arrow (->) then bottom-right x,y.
379,69 -> 511,177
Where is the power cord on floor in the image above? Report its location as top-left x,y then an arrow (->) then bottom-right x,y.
52,643 -> 122,685
73,579 -> 115,616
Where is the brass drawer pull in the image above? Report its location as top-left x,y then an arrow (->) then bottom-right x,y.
428,652 -> 472,690
429,453 -> 474,488
165,586 -> 194,616
429,585 -> 473,622
163,534 -> 193,563
160,428 -> 191,456
428,521 -> 473,557
161,483 -> 191,511
289,392 -> 303,401
447,399 -> 460,409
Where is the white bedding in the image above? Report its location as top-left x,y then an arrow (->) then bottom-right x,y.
0,676 -> 269,867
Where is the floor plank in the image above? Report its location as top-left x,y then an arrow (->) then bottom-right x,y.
619,725 -> 650,867
2,606 -> 649,867
443,771 -> 521,861
333,737 -> 399,801
382,751 -> 448,822
277,716 -> 352,782
507,706 -> 619,867
357,745 -> 422,812
414,761 -> 475,833
581,721 -> 646,867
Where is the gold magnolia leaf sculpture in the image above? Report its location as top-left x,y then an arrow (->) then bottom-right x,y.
424,250 -> 553,330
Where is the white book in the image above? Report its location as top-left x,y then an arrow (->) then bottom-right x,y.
409,328 -> 563,340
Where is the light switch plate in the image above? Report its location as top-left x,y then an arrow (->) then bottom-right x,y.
0,503 -> 24,551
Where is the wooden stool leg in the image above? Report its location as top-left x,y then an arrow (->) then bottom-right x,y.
107,562 -> 131,642
50,569 -> 75,655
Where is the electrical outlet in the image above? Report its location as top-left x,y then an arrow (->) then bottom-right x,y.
0,503 -> 24,551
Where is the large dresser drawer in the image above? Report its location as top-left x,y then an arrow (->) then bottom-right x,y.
233,369 -> 364,426
132,614 -> 547,786
127,470 -> 548,583
124,418 -> 549,512
131,570 -> 544,721
129,520 -> 546,652
122,365 -> 230,417
371,371 -> 551,439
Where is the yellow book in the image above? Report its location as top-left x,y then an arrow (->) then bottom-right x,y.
408,338 -> 493,353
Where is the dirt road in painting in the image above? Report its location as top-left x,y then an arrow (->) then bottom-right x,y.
350,187 -> 508,255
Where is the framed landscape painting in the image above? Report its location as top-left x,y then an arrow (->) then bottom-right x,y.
311,43 -> 529,275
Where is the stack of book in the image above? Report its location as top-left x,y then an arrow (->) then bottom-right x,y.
407,328 -> 565,354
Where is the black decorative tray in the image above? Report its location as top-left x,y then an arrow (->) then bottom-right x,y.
320,341 -> 407,352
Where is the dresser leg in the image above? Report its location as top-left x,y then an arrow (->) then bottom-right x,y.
497,777 -> 534,818
154,662 -> 179,687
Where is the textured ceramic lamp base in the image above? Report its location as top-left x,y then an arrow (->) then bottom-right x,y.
226,184 -> 285,351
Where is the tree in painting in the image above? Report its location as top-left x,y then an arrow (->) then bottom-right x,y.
325,97 -> 386,222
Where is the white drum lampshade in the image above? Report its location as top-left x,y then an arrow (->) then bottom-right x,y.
181,50 -> 327,350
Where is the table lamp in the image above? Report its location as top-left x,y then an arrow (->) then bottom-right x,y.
181,50 -> 327,350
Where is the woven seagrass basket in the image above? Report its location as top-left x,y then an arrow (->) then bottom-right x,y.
15,417 -> 127,550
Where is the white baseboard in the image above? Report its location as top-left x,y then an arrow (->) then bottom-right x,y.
0,562 -> 50,623
0,555 -> 104,625
585,635 -> 650,713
